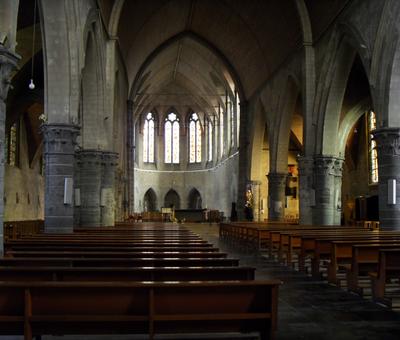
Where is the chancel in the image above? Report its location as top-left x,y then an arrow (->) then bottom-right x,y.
1,0 -> 400,339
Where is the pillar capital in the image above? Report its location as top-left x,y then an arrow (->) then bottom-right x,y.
41,124 -> 80,155
297,156 -> 314,175
314,155 -> 343,176
372,127 -> 400,157
267,172 -> 287,185
102,151 -> 119,167
0,45 -> 19,101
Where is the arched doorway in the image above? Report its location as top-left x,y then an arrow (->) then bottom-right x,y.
143,188 -> 157,212
164,189 -> 180,209
188,188 -> 202,209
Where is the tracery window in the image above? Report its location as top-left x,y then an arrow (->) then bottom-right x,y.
5,121 -> 19,167
189,113 -> 202,163
368,110 -> 378,184
164,112 -> 180,164
208,119 -> 213,162
143,112 -> 155,163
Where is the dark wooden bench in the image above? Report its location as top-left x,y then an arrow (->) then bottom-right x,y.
6,245 -> 220,252
0,266 -> 256,281
0,280 -> 280,340
0,257 -> 240,267
5,251 -> 228,259
369,249 -> 400,306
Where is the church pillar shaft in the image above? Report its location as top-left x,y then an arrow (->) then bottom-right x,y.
373,128 -> 400,230
101,151 -> 118,226
78,150 -> 103,227
0,47 -> 19,252
41,124 -> 80,233
267,172 -> 287,221
313,155 -> 343,225
237,101 -> 250,220
127,100 -> 134,215
297,156 -> 314,224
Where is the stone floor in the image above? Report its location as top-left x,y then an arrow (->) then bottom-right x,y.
2,222 -> 400,340
187,223 -> 400,340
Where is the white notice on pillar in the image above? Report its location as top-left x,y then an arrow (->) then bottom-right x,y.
64,178 -> 73,205
388,179 -> 396,205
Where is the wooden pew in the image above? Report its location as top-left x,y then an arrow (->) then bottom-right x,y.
0,257 -> 240,267
5,251 -> 228,259
0,280 -> 280,340
327,241 -> 400,287
0,266 -> 255,281
369,249 -> 400,306
6,245 -> 220,252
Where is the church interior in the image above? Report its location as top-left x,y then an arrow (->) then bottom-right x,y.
1,0 -> 400,339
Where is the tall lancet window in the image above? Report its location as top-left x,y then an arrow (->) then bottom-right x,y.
219,104 -> 224,158
143,112 -> 155,163
189,113 -> 202,163
368,110 -> 378,184
165,112 -> 180,164
208,119 -> 213,162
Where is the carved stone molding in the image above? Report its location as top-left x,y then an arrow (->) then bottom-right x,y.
102,151 -> 119,167
77,149 -> 103,166
372,127 -> 400,157
0,45 -> 20,101
267,172 -> 287,188
297,156 -> 314,176
314,155 -> 343,176
41,124 -> 80,155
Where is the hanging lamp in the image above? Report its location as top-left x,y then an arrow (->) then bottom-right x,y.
29,0 -> 37,90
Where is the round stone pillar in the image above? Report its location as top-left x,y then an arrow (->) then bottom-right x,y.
79,150 -> 102,227
313,155 -> 343,225
41,124 -> 80,233
373,128 -> 400,230
297,156 -> 314,224
101,151 -> 118,226
267,172 -> 287,221
0,46 -> 19,252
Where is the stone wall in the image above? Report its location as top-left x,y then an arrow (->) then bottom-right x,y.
134,153 -> 239,219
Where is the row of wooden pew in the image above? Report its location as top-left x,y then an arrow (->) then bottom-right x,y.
1,223 -> 280,340
220,222 -> 400,308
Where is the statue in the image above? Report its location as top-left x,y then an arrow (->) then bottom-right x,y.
244,188 -> 254,221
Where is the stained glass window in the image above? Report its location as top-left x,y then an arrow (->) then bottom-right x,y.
143,112 -> 155,163
368,111 -> 378,184
7,122 -> 19,166
208,119 -> 213,162
165,112 -> 180,164
189,113 -> 202,163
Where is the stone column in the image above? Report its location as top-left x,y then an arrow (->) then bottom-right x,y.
78,150 -> 102,227
297,156 -> 314,225
267,172 -> 287,221
313,155 -> 343,225
41,124 -> 80,233
101,151 -> 118,226
373,128 -> 400,230
237,101 -> 250,220
127,100 -> 134,216
0,45 -> 19,253
333,158 -> 344,225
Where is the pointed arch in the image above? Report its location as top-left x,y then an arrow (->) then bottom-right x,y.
143,188 -> 157,212
164,189 -> 180,209
188,188 -> 202,209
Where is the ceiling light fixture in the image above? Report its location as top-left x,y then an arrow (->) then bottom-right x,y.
29,0 -> 37,90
